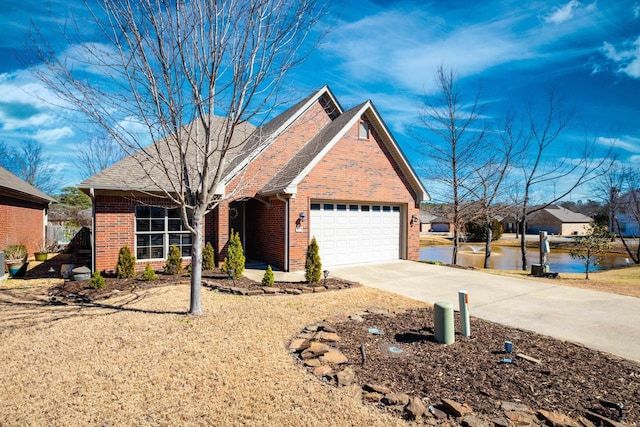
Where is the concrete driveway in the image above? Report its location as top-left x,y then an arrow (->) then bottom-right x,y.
330,260 -> 640,362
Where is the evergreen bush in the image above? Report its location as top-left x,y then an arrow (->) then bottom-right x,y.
305,237 -> 322,284
203,242 -> 216,270
164,245 -> 183,275
262,265 -> 274,286
142,263 -> 157,281
221,229 -> 244,279
115,246 -> 136,278
465,219 -> 503,242
90,271 -> 105,289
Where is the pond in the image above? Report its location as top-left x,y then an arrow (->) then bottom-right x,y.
420,244 -> 630,273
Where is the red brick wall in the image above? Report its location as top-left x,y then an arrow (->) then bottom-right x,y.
93,194 -> 197,272
288,116 -> 421,270
0,197 -> 46,258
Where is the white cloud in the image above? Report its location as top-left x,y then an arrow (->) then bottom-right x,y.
597,136 -> 640,153
32,126 -> 74,144
602,36 -> 640,78
543,0 -> 595,25
634,4 -> 640,19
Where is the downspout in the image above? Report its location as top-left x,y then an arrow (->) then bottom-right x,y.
276,193 -> 289,271
90,188 -> 96,273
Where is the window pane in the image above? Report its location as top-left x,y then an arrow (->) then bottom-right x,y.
349,205 -> 358,211
168,219 -> 182,231
310,203 -> 320,210
169,234 -> 181,246
324,204 -> 334,211
150,207 -> 165,218
136,206 -> 150,218
393,206 -> 400,212
151,246 -> 164,259
383,206 -> 391,212
136,219 -> 150,232
181,246 -> 192,257
137,247 -> 149,260
151,234 -> 164,246
337,204 -> 347,211
361,205 -> 370,212
151,219 -> 165,231
137,235 -> 150,247
372,206 -> 381,212
168,208 -> 181,218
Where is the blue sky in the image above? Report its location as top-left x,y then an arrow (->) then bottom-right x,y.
0,0 -> 639,200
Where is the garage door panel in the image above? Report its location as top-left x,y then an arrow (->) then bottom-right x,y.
310,202 -> 401,267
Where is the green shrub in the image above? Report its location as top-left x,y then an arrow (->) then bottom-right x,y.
116,246 -> 136,278
465,219 -> 503,242
164,245 -> 183,275
203,242 -> 216,270
142,263 -> 157,281
262,265 -> 275,287
305,237 -> 322,284
221,229 -> 244,279
90,271 -> 105,289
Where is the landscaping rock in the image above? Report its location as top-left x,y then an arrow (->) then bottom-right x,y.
363,392 -> 384,402
314,331 -> 340,342
363,383 -> 392,394
537,409 -> 580,427
348,314 -> 364,322
312,365 -> 332,377
504,410 -> 539,425
285,288 -> 302,295
406,397 -> 427,420
501,402 -> 533,413
262,287 -> 281,294
343,384 -> 363,400
303,358 -> 322,367
319,324 -> 337,333
318,348 -> 348,365
442,398 -> 473,417
462,415 -> 490,427
429,405 -> 449,420
300,342 -> 330,359
312,286 -> 326,292
300,286 -> 313,293
491,416 -> 509,427
288,338 -> 309,352
382,392 -> 410,406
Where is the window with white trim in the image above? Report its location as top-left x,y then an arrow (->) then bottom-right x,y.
358,121 -> 369,139
135,206 -> 192,260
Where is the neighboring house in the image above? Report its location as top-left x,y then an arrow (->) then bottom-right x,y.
78,86 -> 429,272
430,217 -> 453,233
0,166 -> 56,257
525,205 -> 592,236
615,190 -> 640,237
419,211 -> 438,234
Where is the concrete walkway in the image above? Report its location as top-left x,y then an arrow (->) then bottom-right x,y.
326,260 -> 640,362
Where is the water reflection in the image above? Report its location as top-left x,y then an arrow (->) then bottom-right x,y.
420,245 -> 629,273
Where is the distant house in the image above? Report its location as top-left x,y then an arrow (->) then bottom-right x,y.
0,166 -> 56,257
78,86 -> 429,272
525,205 -> 592,236
615,190 -> 640,237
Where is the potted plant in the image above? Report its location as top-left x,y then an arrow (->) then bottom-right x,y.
4,245 -> 28,277
34,243 -> 52,262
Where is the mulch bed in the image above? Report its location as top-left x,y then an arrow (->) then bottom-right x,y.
328,307 -> 639,424
49,269 -> 358,303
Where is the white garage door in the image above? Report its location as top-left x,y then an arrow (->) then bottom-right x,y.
309,202 -> 401,266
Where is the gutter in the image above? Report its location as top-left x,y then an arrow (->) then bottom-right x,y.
90,187 -> 96,273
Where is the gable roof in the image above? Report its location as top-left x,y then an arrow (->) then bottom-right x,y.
77,85 -> 428,203
537,205 -> 592,223
0,166 -> 56,204
260,97 -> 429,202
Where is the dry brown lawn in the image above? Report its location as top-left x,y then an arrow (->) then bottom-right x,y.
0,278 -> 427,427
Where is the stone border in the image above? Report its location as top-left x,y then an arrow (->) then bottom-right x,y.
203,280 -> 360,296
288,307 -> 626,427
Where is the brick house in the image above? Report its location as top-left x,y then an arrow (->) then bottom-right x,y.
0,166 -> 56,258
525,205 -> 592,236
78,86 -> 429,272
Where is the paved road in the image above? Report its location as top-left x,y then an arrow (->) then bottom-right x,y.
329,260 -> 640,362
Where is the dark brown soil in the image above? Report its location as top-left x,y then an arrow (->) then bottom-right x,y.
330,307 -> 639,424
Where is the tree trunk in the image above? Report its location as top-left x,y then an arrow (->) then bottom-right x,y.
452,234 -> 459,265
484,224 -> 492,269
189,213 -> 204,315
520,219 -> 528,271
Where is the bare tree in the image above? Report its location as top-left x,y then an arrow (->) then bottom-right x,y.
464,115 -> 519,268
417,66 -> 486,265
591,162 -> 627,239
1,140 -> 62,195
512,91 -> 611,271
75,132 -> 126,179
615,169 -> 640,263
31,0 -> 326,314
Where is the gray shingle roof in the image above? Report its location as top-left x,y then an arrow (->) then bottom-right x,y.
542,205 -> 592,223
0,166 -> 56,203
78,117 -> 257,192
